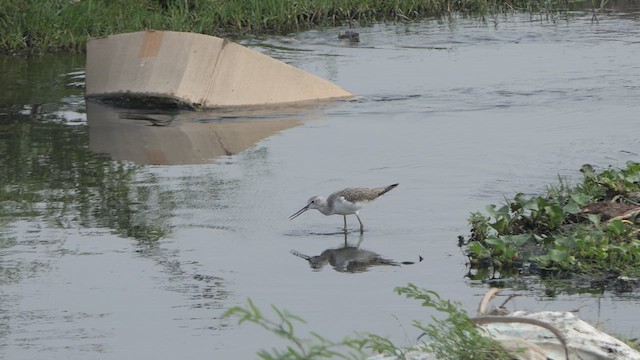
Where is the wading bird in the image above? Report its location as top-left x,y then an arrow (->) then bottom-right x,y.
289,183 -> 398,233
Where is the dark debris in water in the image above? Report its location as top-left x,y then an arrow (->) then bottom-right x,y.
337,30 -> 360,42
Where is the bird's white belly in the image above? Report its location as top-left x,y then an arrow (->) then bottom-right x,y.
332,197 -> 363,215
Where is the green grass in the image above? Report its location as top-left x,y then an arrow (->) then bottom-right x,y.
462,161 -> 640,280
1,0 -> 583,54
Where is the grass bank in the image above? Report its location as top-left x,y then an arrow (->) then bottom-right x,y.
461,162 -> 640,287
1,0 -> 580,54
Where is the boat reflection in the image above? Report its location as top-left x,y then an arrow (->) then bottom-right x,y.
86,100 -> 314,165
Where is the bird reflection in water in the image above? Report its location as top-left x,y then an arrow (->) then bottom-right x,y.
291,234 -> 421,273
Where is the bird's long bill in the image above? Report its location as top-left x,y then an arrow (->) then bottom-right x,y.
289,204 -> 310,220
290,249 -> 311,260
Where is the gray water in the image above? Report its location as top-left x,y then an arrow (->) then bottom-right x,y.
1,10 -> 640,360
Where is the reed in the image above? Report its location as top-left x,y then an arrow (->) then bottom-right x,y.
0,0 -> 579,54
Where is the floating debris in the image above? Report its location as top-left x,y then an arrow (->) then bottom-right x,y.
338,30 -> 360,42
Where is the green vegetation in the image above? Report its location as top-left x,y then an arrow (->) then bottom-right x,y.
223,298 -> 371,359
224,284 -> 512,359
394,284 -> 512,360
1,0 -> 583,54
462,161 -> 640,281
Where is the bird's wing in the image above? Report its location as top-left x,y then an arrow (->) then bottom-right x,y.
337,188 -> 379,203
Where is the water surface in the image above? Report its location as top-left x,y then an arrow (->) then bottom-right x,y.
1,10 -> 640,359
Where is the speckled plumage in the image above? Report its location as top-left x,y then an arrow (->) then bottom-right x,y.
289,183 -> 398,232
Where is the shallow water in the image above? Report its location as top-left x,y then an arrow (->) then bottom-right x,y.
2,10 -> 640,359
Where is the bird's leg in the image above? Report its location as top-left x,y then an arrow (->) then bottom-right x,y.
356,232 -> 364,247
355,213 -> 364,233
343,215 -> 348,233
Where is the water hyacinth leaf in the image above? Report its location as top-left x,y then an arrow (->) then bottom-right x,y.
574,237 -> 586,250
524,197 -> 540,211
603,176 -> 620,191
485,237 -> 506,248
607,220 -> 625,236
504,233 -> 533,247
576,236 -> 600,252
498,205 -> 511,218
485,204 -> 499,218
513,193 -> 527,209
535,254 -> 551,267
610,244 -> 628,254
537,196 -> 550,209
513,193 -> 539,211
468,241 -> 486,255
554,235 -> 576,248
544,204 -> 565,226
570,193 -> 593,206
562,200 -> 581,214
489,218 -> 507,233
504,246 -> 519,260
626,161 -> 640,174
540,235 -> 556,245
587,213 -> 601,226
549,249 -> 570,263
486,204 -> 510,220
596,250 -> 609,260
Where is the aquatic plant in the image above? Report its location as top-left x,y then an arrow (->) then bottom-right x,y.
224,284 -> 513,359
0,0 -> 582,54
462,161 -> 640,281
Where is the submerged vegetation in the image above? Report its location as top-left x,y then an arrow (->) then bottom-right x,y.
224,284 -> 512,360
461,162 -> 640,285
1,0 -> 586,54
